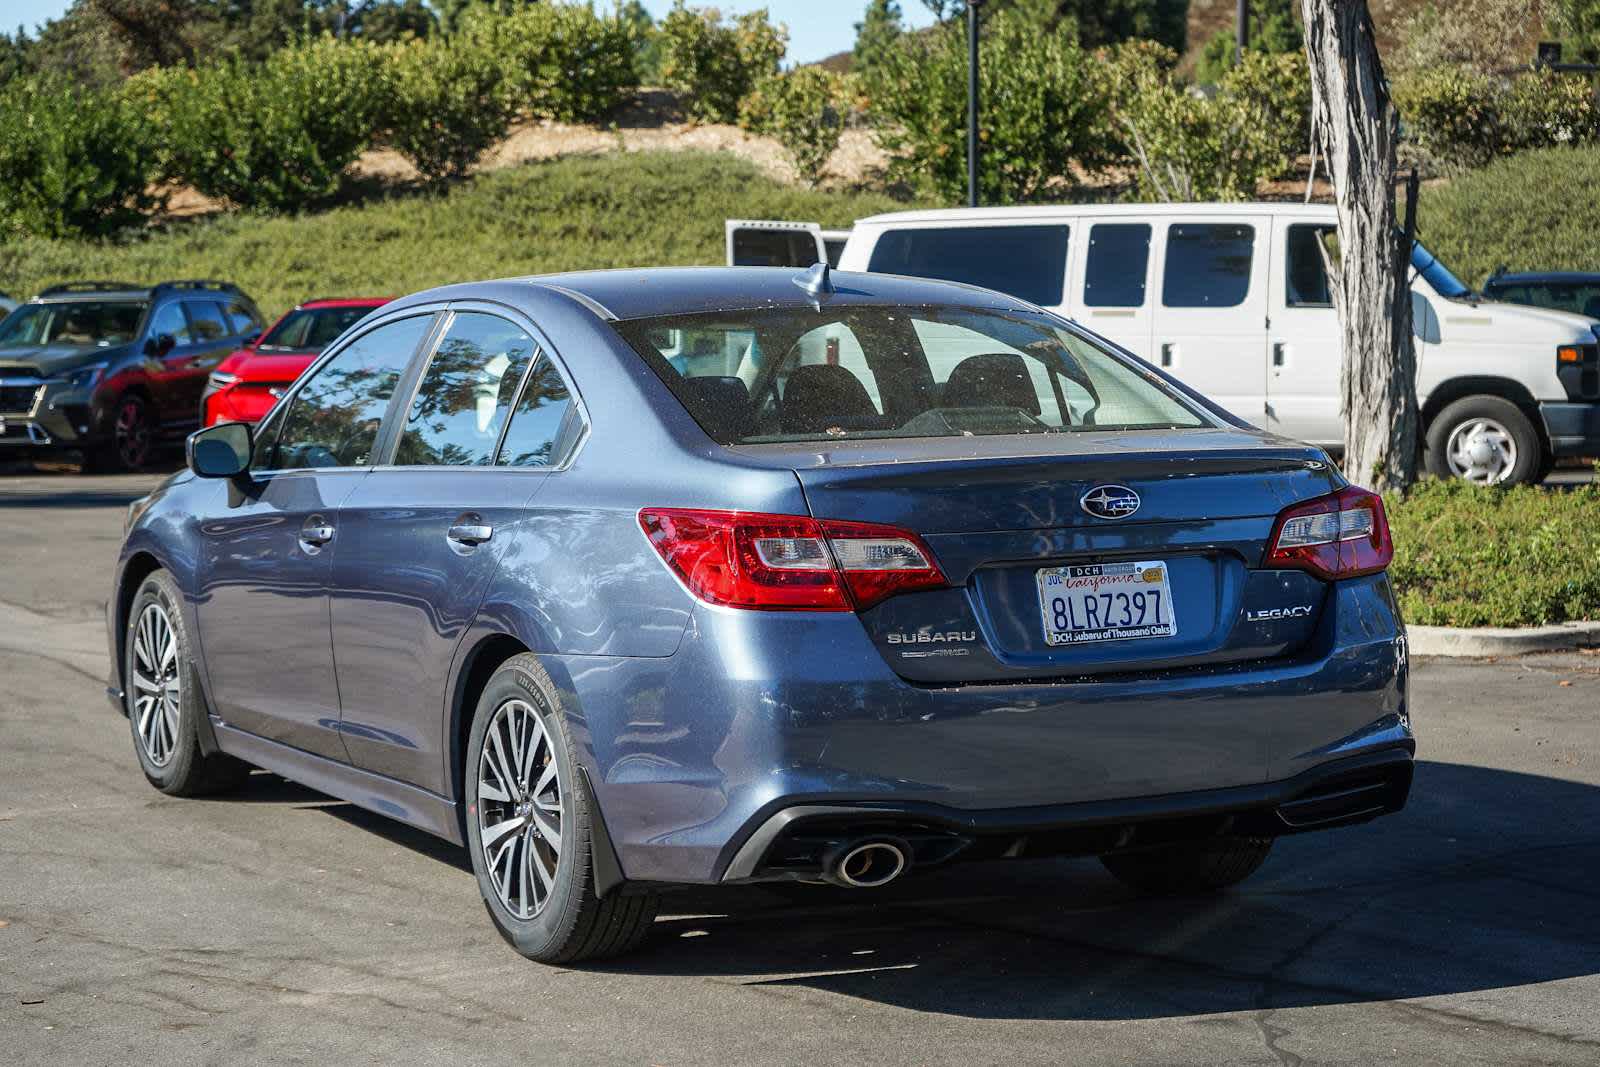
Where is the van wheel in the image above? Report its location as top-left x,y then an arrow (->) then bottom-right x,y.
1424,395 -> 1542,486
125,570 -> 252,796
466,654 -> 657,963
1100,837 -> 1274,895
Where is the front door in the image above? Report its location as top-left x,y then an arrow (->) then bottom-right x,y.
330,309 -> 581,793
1150,217 -> 1271,426
1265,219 -> 1343,447
194,311 -> 439,760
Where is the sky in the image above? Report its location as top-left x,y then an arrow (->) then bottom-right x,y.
6,0 -> 939,65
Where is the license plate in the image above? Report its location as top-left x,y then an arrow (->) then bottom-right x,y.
1037,560 -> 1177,646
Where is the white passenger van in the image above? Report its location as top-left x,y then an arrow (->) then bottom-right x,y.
728,204 -> 1600,485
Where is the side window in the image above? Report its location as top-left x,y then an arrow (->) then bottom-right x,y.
184,300 -> 229,342
498,355 -> 578,467
1083,223 -> 1151,307
264,315 -> 433,470
1162,223 -> 1254,308
222,299 -> 261,336
866,225 -> 1070,306
1285,224 -> 1335,308
148,302 -> 191,345
394,312 -> 535,467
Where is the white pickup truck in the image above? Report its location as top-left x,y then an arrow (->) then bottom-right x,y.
727,207 -> 1600,485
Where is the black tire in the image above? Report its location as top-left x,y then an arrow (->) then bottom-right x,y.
1100,836 -> 1274,896
124,570 -> 251,796
465,653 -> 657,964
1424,395 -> 1544,487
94,392 -> 156,473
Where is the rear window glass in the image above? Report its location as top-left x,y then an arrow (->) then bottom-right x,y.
866,226 -> 1069,306
730,228 -> 822,267
1286,224 -> 1334,307
613,305 -> 1208,446
260,306 -> 379,352
1083,223 -> 1151,307
1162,223 -> 1254,308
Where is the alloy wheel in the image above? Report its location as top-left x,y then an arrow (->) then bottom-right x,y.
115,396 -> 152,470
130,602 -> 181,767
477,698 -> 564,920
1444,417 -> 1517,485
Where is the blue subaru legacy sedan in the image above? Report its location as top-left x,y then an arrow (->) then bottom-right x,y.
108,266 -> 1413,963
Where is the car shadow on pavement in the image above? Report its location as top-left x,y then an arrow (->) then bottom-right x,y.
596,759 -> 1600,1020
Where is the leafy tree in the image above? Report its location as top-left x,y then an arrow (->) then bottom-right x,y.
1195,0 -> 1302,85
657,4 -> 786,124
617,0 -> 665,82
739,67 -> 847,183
383,34 -> 509,183
853,0 -> 902,79
1551,0 -> 1600,54
1394,0 -> 1544,75
911,0 -> 1186,50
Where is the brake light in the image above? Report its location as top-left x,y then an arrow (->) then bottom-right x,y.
1263,486 -> 1393,581
638,508 -> 947,611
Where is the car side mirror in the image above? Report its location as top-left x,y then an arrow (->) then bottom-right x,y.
144,333 -> 176,358
187,422 -> 253,479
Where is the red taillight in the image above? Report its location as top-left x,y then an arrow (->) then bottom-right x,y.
1263,485 -> 1393,581
638,508 -> 947,611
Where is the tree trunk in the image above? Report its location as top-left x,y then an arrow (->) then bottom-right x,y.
1299,0 -> 1418,493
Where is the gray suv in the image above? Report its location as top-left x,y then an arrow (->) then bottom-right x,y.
0,280 -> 263,471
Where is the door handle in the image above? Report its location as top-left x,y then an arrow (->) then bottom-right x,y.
1159,342 -> 1176,368
447,523 -> 493,546
299,517 -> 335,548
1272,341 -> 1288,368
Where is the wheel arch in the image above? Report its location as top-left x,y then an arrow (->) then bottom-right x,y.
111,549 -> 168,709
1422,377 -> 1551,455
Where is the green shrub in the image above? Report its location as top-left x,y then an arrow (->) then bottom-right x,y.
155,36 -> 389,212
1101,43 -> 1308,202
865,12 -> 1109,204
739,67 -> 845,182
0,75 -> 159,238
1387,478 -> 1600,627
384,35 -> 510,183
657,4 -> 786,124
462,4 -> 639,124
1395,66 -> 1600,173
1412,144 -> 1600,284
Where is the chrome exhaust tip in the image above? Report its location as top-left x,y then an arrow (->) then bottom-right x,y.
825,838 -> 910,888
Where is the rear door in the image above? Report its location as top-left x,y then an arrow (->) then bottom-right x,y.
725,220 -> 827,267
168,299 -> 235,427
328,307 -> 584,793
1150,216 -> 1271,425
1265,218 -> 1343,446
195,311 -> 438,761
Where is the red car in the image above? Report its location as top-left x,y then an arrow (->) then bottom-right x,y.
201,297 -> 390,426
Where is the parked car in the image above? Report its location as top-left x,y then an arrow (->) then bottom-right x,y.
0,279 -> 263,471
113,265 -> 1413,964
1482,270 -> 1600,320
0,291 -> 18,317
730,206 -> 1600,485
201,297 -> 390,427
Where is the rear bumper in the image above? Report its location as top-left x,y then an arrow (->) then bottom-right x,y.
1539,401 -> 1600,456
721,744 -> 1414,882
559,573 -> 1412,886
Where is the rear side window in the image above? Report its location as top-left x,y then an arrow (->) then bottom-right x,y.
497,356 -> 579,467
1162,223 -> 1254,308
263,314 -> 433,469
222,299 -> 261,335
393,312 -> 535,467
149,302 -> 192,344
184,300 -> 229,342
731,228 -> 821,267
1083,223 -> 1151,307
867,226 -> 1069,306
1286,224 -> 1335,307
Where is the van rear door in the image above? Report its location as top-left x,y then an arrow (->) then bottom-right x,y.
725,220 -> 827,267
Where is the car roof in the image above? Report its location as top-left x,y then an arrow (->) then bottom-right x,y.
297,297 -> 392,309
851,201 -> 1337,226
1486,271 -> 1600,284
387,267 -> 1038,322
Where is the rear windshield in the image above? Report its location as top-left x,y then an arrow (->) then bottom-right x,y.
613,305 -> 1209,445
259,306 -> 377,352
0,301 -> 146,349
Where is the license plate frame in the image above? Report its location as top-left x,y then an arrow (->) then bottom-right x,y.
1036,560 -> 1178,646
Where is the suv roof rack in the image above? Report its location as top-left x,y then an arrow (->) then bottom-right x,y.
152,279 -> 242,296
38,281 -> 146,296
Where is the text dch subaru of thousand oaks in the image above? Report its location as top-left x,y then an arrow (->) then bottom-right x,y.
111,266 -> 1413,964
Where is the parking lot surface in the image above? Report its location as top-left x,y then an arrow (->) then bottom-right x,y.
3,464 -> 1599,1066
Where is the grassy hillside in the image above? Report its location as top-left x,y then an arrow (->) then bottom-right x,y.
0,152 -> 916,320
1416,146 -> 1600,287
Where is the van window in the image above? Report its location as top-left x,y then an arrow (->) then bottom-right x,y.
867,225 -> 1069,306
731,229 -> 821,267
1286,224 -> 1335,307
1083,223 -> 1151,307
1162,224 -> 1254,308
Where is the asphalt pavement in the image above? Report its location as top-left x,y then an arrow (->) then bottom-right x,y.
2,462 -> 1599,1066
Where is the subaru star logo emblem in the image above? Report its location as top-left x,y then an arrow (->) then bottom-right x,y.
1080,484 -> 1140,520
